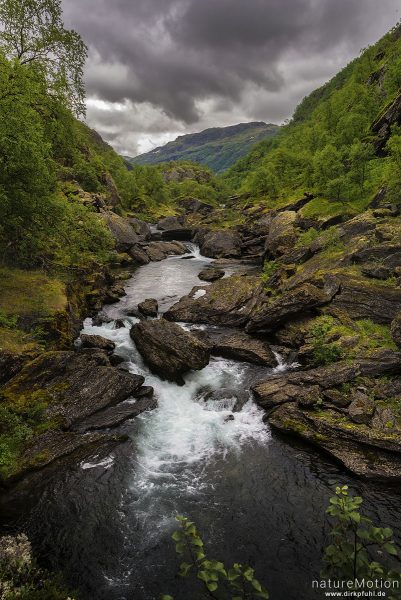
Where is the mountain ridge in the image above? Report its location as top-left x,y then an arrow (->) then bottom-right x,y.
128,121 -> 279,173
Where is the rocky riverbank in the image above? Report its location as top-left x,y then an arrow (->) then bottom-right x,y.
156,193 -> 401,480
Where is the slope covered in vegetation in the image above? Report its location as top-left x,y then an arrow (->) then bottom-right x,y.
128,122 -> 279,173
223,23 -> 401,218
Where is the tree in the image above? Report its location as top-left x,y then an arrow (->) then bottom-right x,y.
0,0 -> 87,115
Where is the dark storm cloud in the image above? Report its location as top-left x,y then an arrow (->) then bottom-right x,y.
61,0 -> 400,154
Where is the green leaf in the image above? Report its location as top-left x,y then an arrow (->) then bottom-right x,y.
384,543 -> 398,556
160,595 -> 174,600
207,582 -> 218,592
172,531 -> 183,541
175,543 -> 185,554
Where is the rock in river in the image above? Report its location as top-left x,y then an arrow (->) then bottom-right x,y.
198,267 -> 225,282
138,298 -> 158,317
130,319 -> 210,384
80,333 -> 116,352
211,332 -> 277,366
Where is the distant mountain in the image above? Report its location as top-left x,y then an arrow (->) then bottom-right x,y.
128,122 -> 279,173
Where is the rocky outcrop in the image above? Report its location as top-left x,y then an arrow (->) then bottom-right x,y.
211,332 -> 277,366
141,240 -> 188,261
130,320 -> 210,383
2,349 -> 145,429
252,349 -> 401,479
0,350 -> 32,386
80,333 -> 116,352
179,198 -> 214,214
164,275 -> 263,327
101,212 -> 140,252
269,403 -> 401,480
331,277 -> 401,324
138,298 -> 158,317
264,211 -> 298,258
0,349 -> 151,484
196,229 -> 242,258
73,395 -> 157,432
371,92 -> 401,153
246,277 -> 339,332
157,216 -> 185,231
128,218 -> 151,240
198,267 -> 225,282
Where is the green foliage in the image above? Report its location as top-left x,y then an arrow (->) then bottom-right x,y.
308,316 -> 344,366
0,0 -> 87,116
0,533 -> 76,599
324,485 -> 401,594
260,261 -> 278,285
224,25 -> 401,209
163,516 -> 269,600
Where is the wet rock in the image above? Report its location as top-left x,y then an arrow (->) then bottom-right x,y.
348,391 -> 375,424
109,355 -> 125,367
130,320 -> 210,383
157,216 -> 185,231
212,332 -> 277,366
197,229 -> 242,258
135,385 -> 154,398
138,298 -> 158,317
198,267 -> 225,282
201,388 -> 249,412
268,402 -> 401,480
73,396 -> 157,432
161,228 -> 193,241
104,283 -> 126,304
2,349 -> 145,429
143,241 -> 188,261
80,333 -> 116,352
164,275 -> 263,327
252,350 -> 401,409
129,244 -> 151,265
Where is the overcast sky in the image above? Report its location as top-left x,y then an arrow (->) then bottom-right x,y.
62,0 -> 400,157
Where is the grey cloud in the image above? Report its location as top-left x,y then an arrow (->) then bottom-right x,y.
62,0 -> 400,155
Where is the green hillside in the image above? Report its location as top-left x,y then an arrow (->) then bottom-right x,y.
222,23 -> 401,217
129,122 -> 279,173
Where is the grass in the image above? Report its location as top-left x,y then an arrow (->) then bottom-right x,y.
0,267 -> 66,317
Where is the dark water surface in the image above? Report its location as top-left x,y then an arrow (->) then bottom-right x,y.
5,245 -> 401,600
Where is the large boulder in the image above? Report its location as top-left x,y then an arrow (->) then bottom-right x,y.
138,298 -> 158,317
130,320 -> 210,383
80,333 -> 116,352
164,275 -> 263,327
197,230 -> 242,258
2,349 -> 145,429
211,332 -> 277,366
246,278 -> 339,333
198,267 -> 225,282
142,241 -> 188,261
101,212 -> 140,251
157,216 -> 185,231
128,218 -> 151,240
179,198 -> 214,214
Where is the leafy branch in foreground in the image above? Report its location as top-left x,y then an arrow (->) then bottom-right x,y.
323,485 -> 401,597
161,516 -> 268,600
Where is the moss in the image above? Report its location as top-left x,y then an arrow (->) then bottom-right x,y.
282,418 -> 309,435
0,267 -> 66,317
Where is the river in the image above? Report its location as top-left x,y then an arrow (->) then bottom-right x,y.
10,244 -> 401,600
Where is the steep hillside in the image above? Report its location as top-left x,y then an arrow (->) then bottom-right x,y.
224,22 -> 401,218
129,122 -> 279,173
